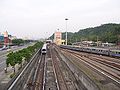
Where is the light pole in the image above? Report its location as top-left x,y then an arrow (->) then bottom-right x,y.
65,18 -> 68,45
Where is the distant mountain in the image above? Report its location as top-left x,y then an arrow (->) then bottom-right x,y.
49,23 -> 120,44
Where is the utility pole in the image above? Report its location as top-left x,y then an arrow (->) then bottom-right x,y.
97,36 -> 98,47
65,18 -> 68,45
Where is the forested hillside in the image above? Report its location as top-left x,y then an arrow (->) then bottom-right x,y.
50,23 -> 120,44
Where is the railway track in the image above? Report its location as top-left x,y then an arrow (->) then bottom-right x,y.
33,55 -> 45,90
88,56 -> 120,71
54,47 -> 87,90
61,48 -> 120,87
70,49 -> 120,68
6,49 -> 41,90
51,46 -> 68,90
24,51 -> 41,90
80,52 -> 120,71
43,45 -> 58,90
65,49 -> 120,72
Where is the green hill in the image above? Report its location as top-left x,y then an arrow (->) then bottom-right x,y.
50,23 -> 120,44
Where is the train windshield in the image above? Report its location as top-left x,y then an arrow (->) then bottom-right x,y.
42,49 -> 46,51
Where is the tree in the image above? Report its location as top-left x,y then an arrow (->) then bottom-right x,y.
15,51 -> 23,68
6,41 -> 44,74
7,52 -> 16,73
12,39 -> 24,46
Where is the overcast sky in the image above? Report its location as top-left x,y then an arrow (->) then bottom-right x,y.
0,0 -> 120,39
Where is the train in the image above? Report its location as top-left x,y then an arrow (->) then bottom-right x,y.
60,45 -> 120,58
41,43 -> 47,54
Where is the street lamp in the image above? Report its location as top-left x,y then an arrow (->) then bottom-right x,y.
65,18 -> 68,45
